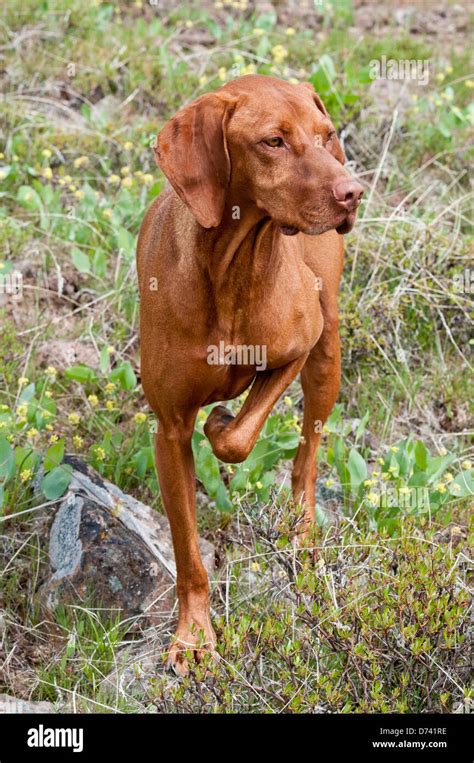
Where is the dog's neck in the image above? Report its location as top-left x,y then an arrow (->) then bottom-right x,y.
196,199 -> 287,290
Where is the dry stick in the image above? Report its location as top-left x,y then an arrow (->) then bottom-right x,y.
17,288 -> 117,336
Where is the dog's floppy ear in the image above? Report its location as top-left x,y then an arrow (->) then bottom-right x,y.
154,93 -> 235,228
300,82 -> 345,165
299,81 -> 330,118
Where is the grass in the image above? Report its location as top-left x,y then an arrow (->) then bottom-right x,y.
0,0 -> 472,713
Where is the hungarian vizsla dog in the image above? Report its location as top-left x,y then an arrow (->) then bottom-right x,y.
137,75 -> 363,674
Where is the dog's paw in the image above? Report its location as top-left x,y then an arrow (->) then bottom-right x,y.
166,621 -> 219,677
204,405 -> 234,436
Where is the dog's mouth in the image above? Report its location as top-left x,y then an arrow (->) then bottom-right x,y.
280,225 -> 300,236
335,212 -> 357,235
280,212 -> 357,238
280,215 -> 355,236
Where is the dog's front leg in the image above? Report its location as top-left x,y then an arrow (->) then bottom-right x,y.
154,417 -> 217,675
204,353 -> 309,464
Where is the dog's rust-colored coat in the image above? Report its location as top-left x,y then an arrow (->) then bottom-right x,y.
137,75 -> 363,673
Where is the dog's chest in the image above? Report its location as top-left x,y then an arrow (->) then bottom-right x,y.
210,260 -> 323,370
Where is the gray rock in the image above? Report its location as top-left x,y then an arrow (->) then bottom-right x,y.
36,456 -> 214,622
0,694 -> 58,714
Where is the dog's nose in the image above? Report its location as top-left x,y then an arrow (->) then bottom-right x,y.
332,179 -> 364,211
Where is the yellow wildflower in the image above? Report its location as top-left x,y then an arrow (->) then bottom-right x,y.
367,493 -> 379,506
73,156 -> 89,168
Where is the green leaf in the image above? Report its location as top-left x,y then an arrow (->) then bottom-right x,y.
215,480 -> 233,512
347,448 -> 367,492
14,447 -> 38,473
93,249 -> 107,278
17,185 -> 42,209
19,382 -> 36,402
449,470 -> 474,499
315,503 -> 329,528
71,247 -> 91,273
65,365 -> 97,383
132,446 -> 154,478
41,464 -> 73,500
414,440 -> 428,470
100,346 -> 110,374
109,361 -> 137,390
275,432 -> 301,451
44,439 -> 65,472
395,442 -> 412,476
0,437 -> 14,480
115,227 -> 136,260
426,454 -> 456,484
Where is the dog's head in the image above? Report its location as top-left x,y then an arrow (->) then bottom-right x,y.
155,75 -> 363,235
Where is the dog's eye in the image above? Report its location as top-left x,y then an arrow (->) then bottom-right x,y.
327,131 -> 336,142
263,137 -> 284,148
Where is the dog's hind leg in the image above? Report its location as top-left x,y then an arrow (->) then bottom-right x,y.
291,315 -> 341,538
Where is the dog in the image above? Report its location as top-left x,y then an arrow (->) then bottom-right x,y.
137,75 -> 363,674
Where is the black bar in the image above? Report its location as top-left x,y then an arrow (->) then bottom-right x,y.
0,712 -> 470,761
